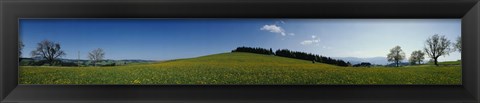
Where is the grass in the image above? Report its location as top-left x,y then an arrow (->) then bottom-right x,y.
19,52 -> 461,85
425,60 -> 461,66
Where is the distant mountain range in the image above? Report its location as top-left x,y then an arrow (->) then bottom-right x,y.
21,57 -> 157,63
333,57 -> 392,65
22,56 -> 414,66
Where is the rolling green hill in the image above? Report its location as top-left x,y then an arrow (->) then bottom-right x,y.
19,52 -> 461,85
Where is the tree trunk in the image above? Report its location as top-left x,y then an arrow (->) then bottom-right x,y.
396,61 -> 399,67
48,59 -> 53,66
434,58 -> 438,66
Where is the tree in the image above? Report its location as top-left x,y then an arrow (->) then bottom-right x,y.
424,34 -> 452,66
232,46 -> 273,55
455,36 -> 461,52
232,46 -> 349,67
269,48 -> 274,55
30,40 -> 66,66
353,62 -> 372,67
19,41 -> 24,57
88,48 -> 105,66
409,50 -> 425,65
387,46 -> 405,67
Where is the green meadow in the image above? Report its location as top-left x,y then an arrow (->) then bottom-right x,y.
19,52 -> 461,85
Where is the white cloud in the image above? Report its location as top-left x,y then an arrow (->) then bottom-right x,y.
260,24 -> 286,36
322,46 -> 332,49
300,40 -> 314,45
300,39 -> 320,45
301,35 -> 321,45
260,24 -> 295,36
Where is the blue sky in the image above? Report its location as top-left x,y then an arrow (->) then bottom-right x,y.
20,19 -> 461,61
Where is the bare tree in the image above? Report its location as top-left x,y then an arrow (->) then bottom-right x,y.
455,36 -> 461,52
424,34 -> 452,66
409,50 -> 425,65
19,41 -> 25,62
88,48 -> 105,66
387,45 -> 405,67
19,41 -> 24,57
31,40 -> 66,66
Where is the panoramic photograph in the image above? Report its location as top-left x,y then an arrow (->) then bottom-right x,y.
18,19 -> 461,85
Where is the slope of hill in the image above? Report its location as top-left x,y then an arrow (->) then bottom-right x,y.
158,52 -> 338,66
19,52 -> 461,85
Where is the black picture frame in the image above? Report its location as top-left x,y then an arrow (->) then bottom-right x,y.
1,0 -> 479,103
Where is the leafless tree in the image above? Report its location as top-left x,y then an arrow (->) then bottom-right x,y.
31,40 -> 66,66
19,41 -> 24,57
409,50 -> 425,65
387,45 -> 405,67
455,36 -> 461,52
424,34 -> 452,66
88,48 -> 105,66
19,41 -> 25,61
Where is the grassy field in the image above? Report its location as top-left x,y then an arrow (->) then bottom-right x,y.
19,52 -> 461,85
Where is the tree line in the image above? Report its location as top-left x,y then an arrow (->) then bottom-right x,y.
387,34 -> 461,67
231,46 -> 274,55
232,47 -> 350,67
